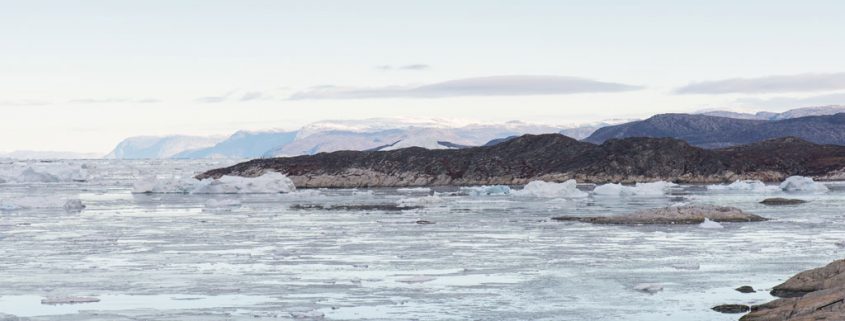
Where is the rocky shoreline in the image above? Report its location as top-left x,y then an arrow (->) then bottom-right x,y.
198,134 -> 845,188
738,259 -> 845,320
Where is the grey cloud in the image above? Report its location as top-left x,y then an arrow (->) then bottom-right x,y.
676,72 -> 845,94
290,75 -> 641,100
735,92 -> 845,109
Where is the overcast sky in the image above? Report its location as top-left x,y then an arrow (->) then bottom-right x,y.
3,0 -> 845,153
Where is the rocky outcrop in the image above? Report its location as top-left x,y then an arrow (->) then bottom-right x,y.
713,304 -> 751,314
760,198 -> 808,206
585,113 -> 845,148
551,205 -> 767,225
741,259 -> 845,321
197,134 -> 845,188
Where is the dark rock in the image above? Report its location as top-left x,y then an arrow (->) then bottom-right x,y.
712,304 -> 750,313
291,204 -> 422,211
415,220 -> 435,225
551,205 -> 767,225
736,285 -> 756,293
197,133 -> 845,188
760,198 -> 807,205
741,259 -> 845,321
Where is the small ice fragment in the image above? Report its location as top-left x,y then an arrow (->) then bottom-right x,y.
512,180 -> 588,198
461,185 -> 511,196
593,181 -> 677,196
41,296 -> 100,305
779,176 -> 829,192
706,180 -> 779,193
699,218 -> 724,229
397,276 -> 436,283
62,199 -> 85,212
397,187 -> 432,193
633,283 -> 663,294
289,310 -> 325,319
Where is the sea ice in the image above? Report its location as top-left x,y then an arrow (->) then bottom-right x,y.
204,199 -> 242,208
0,163 -> 89,183
779,176 -> 829,192
706,180 -> 780,193
133,172 -> 295,194
396,187 -> 432,193
397,276 -> 436,283
396,195 -> 444,207
461,185 -> 511,196
511,180 -> 588,198
0,197 -> 85,211
592,181 -> 677,196
698,218 -> 724,229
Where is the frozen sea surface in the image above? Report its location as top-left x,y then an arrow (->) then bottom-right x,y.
0,159 -> 844,320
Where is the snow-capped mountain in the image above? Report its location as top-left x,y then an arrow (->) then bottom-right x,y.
699,105 -> 845,121
173,130 -> 298,159
105,135 -> 225,159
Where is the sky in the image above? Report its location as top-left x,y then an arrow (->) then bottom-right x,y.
3,0 -> 845,154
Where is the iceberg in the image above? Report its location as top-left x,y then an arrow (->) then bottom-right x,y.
593,181 -> 677,196
512,180 -> 588,198
779,176 -> 829,192
0,163 -> 89,183
707,180 -> 779,193
461,185 -> 511,196
698,218 -> 724,229
133,172 -> 295,194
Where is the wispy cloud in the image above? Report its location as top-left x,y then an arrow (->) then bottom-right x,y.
675,72 -> 845,94
735,92 -> 845,109
374,64 -> 431,71
239,91 -> 264,101
290,75 -> 641,100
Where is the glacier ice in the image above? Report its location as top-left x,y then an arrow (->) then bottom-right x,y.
511,180 -> 588,198
698,218 -> 724,229
779,176 -> 829,192
592,181 -> 677,196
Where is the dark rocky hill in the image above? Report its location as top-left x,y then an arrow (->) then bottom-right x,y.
584,113 -> 845,148
198,134 -> 845,188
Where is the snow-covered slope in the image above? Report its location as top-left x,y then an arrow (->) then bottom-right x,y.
174,130 -> 298,159
699,105 -> 845,120
105,135 -> 225,159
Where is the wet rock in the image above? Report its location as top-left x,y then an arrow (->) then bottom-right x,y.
741,259 -> 845,321
41,296 -> 100,305
760,198 -> 807,206
736,285 -> 756,293
290,204 -> 422,211
552,205 -> 767,225
415,220 -> 435,225
712,304 -> 750,313
633,283 -> 663,294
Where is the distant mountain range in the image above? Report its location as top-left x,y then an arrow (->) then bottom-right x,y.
199,134 -> 845,187
105,119 -> 612,159
0,150 -> 101,160
586,111 -> 845,148
699,105 -> 845,120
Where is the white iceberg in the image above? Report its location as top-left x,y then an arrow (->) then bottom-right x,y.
461,185 -> 511,196
779,176 -> 829,192
0,163 -> 89,183
592,181 -> 677,196
512,180 -> 588,198
698,218 -> 724,229
133,172 -> 296,194
706,180 -> 779,193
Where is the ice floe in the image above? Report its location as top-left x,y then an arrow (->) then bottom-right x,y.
706,180 -> 780,193
511,180 -> 588,198
698,218 -> 724,229
592,181 -> 677,196
0,197 -> 85,212
779,176 -> 829,192
461,185 -> 511,196
133,172 -> 295,194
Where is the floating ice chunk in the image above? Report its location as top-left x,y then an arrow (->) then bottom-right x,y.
512,180 -> 588,198
0,197 -> 85,212
461,185 -> 511,196
289,310 -> 325,319
698,218 -> 724,229
397,275 -> 436,283
779,176 -> 829,192
706,180 -> 779,193
633,283 -> 663,294
397,187 -> 432,193
41,296 -> 100,305
204,199 -> 242,208
396,195 -> 444,207
352,189 -> 374,196
133,172 -> 295,194
593,181 -> 677,196
63,199 -> 86,212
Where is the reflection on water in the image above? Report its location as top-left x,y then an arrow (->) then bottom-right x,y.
0,160 -> 843,320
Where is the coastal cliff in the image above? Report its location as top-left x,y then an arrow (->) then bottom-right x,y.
197,134 -> 845,188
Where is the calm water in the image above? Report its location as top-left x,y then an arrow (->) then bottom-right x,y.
0,159 -> 843,321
